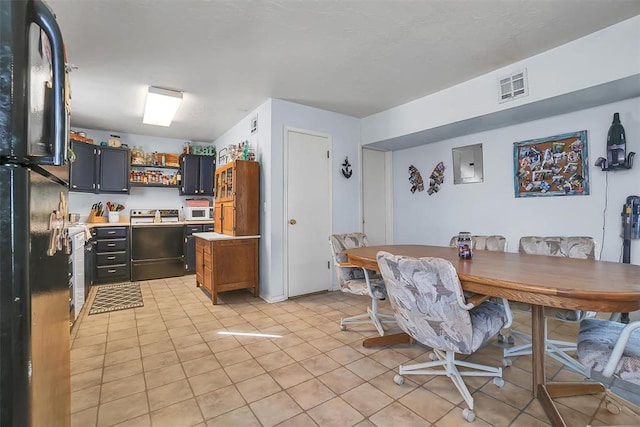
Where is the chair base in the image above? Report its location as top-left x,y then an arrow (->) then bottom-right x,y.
340,308 -> 396,336
394,349 -> 504,422
503,328 -> 589,377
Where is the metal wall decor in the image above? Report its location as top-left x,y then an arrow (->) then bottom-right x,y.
514,130 -> 589,197
341,157 -> 353,178
427,162 -> 445,195
408,165 -> 424,193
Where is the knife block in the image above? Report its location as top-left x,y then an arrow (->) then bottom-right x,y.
87,210 -> 107,223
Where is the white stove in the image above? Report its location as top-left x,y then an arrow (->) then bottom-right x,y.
130,209 -> 180,224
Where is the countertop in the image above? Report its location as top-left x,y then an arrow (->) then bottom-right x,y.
193,232 -> 260,241
70,220 -> 214,228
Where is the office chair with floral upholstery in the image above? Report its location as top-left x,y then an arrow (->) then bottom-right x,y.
329,233 -> 396,336
577,318 -> 640,415
377,251 -> 512,423
502,236 -> 597,376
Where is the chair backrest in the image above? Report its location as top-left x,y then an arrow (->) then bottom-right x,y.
518,236 -> 596,259
376,251 -> 476,354
329,233 -> 370,287
449,235 -> 507,252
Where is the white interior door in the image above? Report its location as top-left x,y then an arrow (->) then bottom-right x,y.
286,128 -> 332,297
362,148 -> 390,245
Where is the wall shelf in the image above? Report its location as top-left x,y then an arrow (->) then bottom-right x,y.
131,164 -> 179,169
130,182 -> 179,188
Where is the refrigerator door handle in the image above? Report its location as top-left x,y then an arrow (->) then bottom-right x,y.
31,0 -> 67,166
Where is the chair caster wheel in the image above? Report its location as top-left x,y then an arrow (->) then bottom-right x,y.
497,333 -> 505,343
606,400 -> 621,414
340,324 -> 346,331
428,352 -> 438,361
462,408 -> 475,422
507,336 -> 515,345
493,377 -> 505,388
502,358 -> 512,367
394,374 -> 404,385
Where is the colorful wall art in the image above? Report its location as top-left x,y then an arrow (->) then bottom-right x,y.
513,130 -> 589,197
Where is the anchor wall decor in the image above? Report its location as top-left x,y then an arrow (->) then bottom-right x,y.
341,157 -> 353,178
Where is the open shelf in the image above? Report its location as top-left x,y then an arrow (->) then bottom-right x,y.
130,163 -> 179,169
130,182 -> 179,188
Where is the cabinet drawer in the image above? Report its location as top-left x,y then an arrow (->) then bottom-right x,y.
97,238 -> 127,252
96,264 -> 129,280
203,224 -> 214,232
185,225 -> 202,236
196,238 -> 211,254
96,227 -> 128,239
96,251 -> 128,266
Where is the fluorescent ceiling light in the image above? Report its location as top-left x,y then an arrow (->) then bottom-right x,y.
217,331 -> 282,338
143,86 -> 183,127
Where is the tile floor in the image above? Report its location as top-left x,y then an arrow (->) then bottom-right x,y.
70,276 -> 640,427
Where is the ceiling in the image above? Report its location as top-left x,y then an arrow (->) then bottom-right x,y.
48,0 -> 640,143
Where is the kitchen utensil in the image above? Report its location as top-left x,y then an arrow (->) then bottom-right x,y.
68,213 -> 80,223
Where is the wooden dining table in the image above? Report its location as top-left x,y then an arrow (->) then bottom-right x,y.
344,245 -> 640,427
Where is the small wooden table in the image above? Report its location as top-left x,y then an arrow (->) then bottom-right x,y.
194,233 -> 259,304
344,245 -> 640,427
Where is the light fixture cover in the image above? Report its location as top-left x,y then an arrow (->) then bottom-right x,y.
143,86 -> 183,127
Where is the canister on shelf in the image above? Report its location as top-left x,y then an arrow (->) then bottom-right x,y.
457,232 -> 473,259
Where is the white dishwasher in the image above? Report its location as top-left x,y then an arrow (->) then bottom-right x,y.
69,229 -> 86,322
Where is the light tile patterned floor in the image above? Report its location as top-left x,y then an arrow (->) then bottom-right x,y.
70,276 -> 640,426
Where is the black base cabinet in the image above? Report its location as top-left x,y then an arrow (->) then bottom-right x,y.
184,224 -> 214,272
92,226 -> 130,284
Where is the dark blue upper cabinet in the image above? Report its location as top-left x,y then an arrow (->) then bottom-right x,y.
180,154 -> 215,196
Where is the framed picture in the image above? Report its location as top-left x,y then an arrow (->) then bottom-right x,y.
513,130 -> 589,197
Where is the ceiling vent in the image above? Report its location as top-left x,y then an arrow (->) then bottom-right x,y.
498,69 -> 528,103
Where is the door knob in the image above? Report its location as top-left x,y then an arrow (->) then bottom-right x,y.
289,219 -> 297,225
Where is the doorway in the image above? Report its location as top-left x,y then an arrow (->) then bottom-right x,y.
285,127 -> 332,297
362,147 -> 392,245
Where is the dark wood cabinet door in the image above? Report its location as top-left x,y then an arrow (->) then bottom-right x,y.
180,154 -> 200,195
199,156 -> 215,196
69,141 -> 97,192
98,147 -> 130,193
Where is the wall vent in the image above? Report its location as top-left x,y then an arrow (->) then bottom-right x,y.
498,69 -> 528,103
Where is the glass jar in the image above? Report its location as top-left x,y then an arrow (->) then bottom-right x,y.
457,232 -> 473,259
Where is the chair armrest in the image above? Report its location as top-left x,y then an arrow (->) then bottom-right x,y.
337,262 -> 359,268
602,320 -> 640,378
465,294 -> 491,307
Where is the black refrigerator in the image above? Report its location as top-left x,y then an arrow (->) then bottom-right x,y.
0,1 -> 71,426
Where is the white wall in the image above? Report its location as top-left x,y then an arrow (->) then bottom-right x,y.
362,16 -> 640,145
392,97 -> 640,264
212,99 -> 274,301
68,128 -> 214,220
267,99 -> 361,301
213,99 -> 362,302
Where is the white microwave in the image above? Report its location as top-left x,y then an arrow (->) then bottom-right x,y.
185,206 -> 212,220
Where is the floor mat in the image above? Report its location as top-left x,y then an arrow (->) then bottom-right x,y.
89,282 -> 143,315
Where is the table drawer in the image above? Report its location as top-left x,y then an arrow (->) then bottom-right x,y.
96,251 -> 128,266
96,227 -> 128,239
97,238 -> 127,252
96,264 -> 129,280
